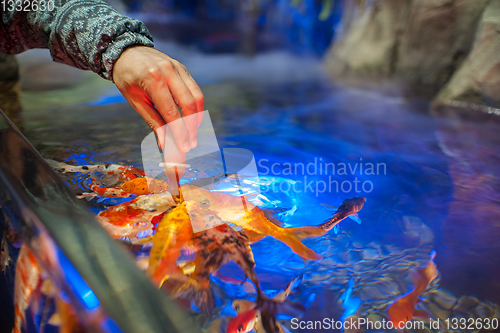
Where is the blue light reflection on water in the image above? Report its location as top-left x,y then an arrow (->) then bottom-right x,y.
38,71 -> 500,329
57,249 -> 100,311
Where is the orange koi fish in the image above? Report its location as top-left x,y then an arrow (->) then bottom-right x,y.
179,184 -> 326,260
148,203 -> 194,286
97,193 -> 176,240
88,177 -> 169,198
318,197 -> 366,232
387,251 -> 438,328
227,309 -> 260,333
13,244 -> 43,333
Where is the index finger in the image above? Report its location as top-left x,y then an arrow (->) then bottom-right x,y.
148,83 -> 191,153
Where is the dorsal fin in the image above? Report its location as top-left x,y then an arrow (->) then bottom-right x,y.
321,203 -> 338,211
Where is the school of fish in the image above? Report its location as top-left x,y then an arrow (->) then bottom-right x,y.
5,161 -> 448,333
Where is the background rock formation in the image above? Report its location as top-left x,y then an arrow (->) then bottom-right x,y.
435,0 -> 500,109
325,0 -> 499,110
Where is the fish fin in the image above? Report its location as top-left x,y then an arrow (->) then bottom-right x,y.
48,313 -> 61,326
417,252 -> 439,283
340,297 -> 361,321
257,296 -> 279,333
243,229 -> 266,243
262,209 -> 286,227
413,308 -> 431,320
320,203 -> 338,211
340,279 -> 354,302
288,226 -> 327,241
272,275 -> 303,302
275,227 -> 325,260
171,278 -> 213,317
348,213 -> 362,224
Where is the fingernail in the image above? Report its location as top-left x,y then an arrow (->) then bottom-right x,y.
183,141 -> 191,152
191,138 -> 197,148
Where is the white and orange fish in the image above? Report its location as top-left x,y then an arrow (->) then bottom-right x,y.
96,193 -> 176,240
13,244 -> 43,333
387,251 -> 438,328
88,176 -> 169,198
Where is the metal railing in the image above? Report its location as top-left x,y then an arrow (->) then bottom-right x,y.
0,109 -> 197,333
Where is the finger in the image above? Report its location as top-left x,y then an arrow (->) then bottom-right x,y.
163,144 -> 186,194
147,82 -> 191,153
175,64 -> 205,127
164,66 -> 198,148
128,97 -> 167,149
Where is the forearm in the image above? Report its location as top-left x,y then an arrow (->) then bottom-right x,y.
0,0 -> 154,80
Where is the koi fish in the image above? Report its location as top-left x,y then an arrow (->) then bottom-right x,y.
46,159 -> 144,179
97,193 -> 176,240
387,251 -> 438,328
318,197 -> 366,232
147,203 -> 194,286
179,184 -> 326,260
87,177 -> 170,198
13,244 -> 43,333
227,309 -> 260,333
170,220 -> 260,317
228,276 -> 302,333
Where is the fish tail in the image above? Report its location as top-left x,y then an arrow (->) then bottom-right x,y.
275,227 -> 325,260
172,278 -> 213,317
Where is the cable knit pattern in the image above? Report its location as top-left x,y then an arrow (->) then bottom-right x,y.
0,0 -> 154,80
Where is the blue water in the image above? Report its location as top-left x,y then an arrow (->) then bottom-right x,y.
18,43 -> 500,331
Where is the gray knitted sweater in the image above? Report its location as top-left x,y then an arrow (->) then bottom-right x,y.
0,0 -> 154,80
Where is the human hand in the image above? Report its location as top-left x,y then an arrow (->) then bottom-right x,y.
113,46 -> 204,152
